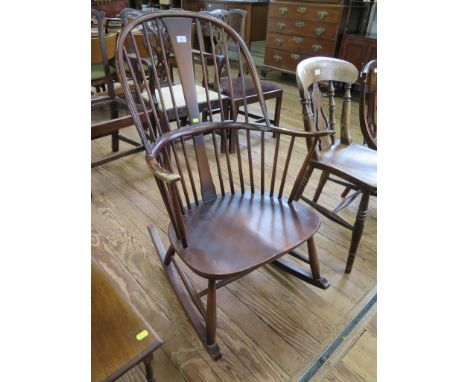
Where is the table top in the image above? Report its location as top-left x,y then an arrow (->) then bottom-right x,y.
91,257 -> 163,382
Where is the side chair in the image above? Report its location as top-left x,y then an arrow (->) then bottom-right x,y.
294,57 -> 377,274
91,9 -> 144,167
205,9 -> 284,129
116,11 -> 331,360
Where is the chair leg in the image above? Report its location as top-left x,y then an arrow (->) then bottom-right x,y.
143,353 -> 156,382
345,191 -> 370,274
111,131 -> 119,152
272,92 -> 283,138
341,186 -> 351,198
307,237 -> 321,279
313,171 -> 329,203
206,279 -> 217,348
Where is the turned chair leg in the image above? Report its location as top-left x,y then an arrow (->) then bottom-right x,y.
307,237 -> 322,279
341,186 -> 351,198
345,190 -> 370,274
313,171 -> 329,203
272,92 -> 283,138
143,353 -> 156,382
111,131 -> 119,152
206,279 -> 217,348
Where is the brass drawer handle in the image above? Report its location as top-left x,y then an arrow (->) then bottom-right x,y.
291,53 -> 300,60
273,54 -> 282,63
297,6 -> 307,14
312,44 -> 322,52
278,7 -> 288,15
277,22 -> 286,31
314,27 -> 325,36
275,38 -> 284,46
295,21 -> 305,28
293,36 -> 303,43
317,10 -> 328,20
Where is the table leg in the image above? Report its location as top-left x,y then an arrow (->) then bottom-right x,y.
143,353 -> 156,382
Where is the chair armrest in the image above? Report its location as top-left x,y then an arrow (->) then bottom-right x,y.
145,154 -> 181,183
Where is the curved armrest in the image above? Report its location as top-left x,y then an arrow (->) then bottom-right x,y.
145,154 -> 181,183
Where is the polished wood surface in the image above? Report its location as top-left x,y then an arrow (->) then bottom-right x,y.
169,193 -> 321,278
92,255 -> 163,382
295,56 -> 377,274
92,61 -> 376,381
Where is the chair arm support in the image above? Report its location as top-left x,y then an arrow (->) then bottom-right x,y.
145,154 -> 181,183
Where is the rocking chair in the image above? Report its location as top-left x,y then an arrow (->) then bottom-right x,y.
116,11 -> 331,360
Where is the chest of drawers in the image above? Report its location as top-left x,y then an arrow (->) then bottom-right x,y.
263,0 -> 349,74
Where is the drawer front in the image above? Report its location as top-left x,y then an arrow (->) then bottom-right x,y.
204,2 -> 226,10
269,2 -> 341,23
264,47 -> 310,72
268,17 -> 338,40
266,32 -> 335,56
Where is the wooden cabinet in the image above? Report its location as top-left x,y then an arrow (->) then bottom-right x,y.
338,34 -> 376,73
181,1 -> 269,46
263,0 -> 349,74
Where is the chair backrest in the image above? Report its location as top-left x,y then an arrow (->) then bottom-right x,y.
91,33 -> 117,64
296,56 -> 358,153
91,9 -> 117,98
202,8 -> 247,40
359,60 -> 377,150
116,11 -> 314,248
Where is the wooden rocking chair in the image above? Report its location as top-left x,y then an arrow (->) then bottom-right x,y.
294,57 -> 377,274
116,11 -> 331,360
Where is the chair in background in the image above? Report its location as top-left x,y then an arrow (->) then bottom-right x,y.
294,57 -> 377,274
359,59 -> 377,150
91,9 -> 144,167
116,11 -> 331,360
205,9 -> 284,130
91,17 -> 117,94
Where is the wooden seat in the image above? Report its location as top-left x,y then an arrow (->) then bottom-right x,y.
318,141 -> 377,189
169,193 -> 321,279
294,57 -> 377,274
117,11 -> 331,361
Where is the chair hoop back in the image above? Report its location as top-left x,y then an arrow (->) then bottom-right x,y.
359,60 -> 377,150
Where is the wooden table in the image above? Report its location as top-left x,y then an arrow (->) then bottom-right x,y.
92,258 -> 163,382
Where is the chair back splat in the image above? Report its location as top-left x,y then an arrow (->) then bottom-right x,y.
359,59 -> 377,150
116,12 -> 331,360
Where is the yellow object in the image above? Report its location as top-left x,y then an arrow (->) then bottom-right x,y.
136,330 -> 149,341
192,118 -> 199,123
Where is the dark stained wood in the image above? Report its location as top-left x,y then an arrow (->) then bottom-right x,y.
116,11 -> 332,360
91,255 -> 163,382
295,56 -> 377,274
359,59 -> 377,150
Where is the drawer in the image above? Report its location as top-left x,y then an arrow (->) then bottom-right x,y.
268,17 -> 338,40
269,2 -> 341,23
264,47 -> 310,72
266,32 -> 335,56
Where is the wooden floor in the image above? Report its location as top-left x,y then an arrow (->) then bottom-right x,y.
91,69 -> 377,382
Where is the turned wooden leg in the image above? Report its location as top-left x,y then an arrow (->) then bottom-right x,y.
272,92 -> 283,138
206,279 -> 217,347
345,191 -> 370,274
307,237 -> 321,279
313,171 -> 329,203
341,186 -> 351,198
143,353 -> 156,382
